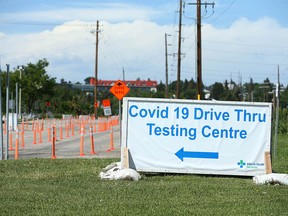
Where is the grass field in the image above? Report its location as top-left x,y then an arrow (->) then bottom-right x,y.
1,135 -> 287,216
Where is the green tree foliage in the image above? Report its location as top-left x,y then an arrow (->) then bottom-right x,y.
280,85 -> 288,108
21,59 -> 56,113
0,59 -> 56,114
46,74 -> 288,135
277,108 -> 288,134
2,61 -> 288,135
210,82 -> 225,100
182,79 -> 197,99
84,77 -> 93,84
157,81 -> 165,93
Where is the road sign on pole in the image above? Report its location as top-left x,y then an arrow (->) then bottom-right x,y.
102,99 -> 111,107
110,80 -> 130,100
102,99 -> 112,116
103,107 -> 112,116
110,80 -> 129,148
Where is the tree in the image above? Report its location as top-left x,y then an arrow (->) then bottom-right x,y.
19,59 -> 56,113
210,82 -> 225,100
157,81 -> 165,92
84,77 -> 93,84
280,85 -> 288,108
247,77 -> 254,101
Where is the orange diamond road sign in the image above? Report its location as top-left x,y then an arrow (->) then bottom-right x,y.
110,80 -> 130,100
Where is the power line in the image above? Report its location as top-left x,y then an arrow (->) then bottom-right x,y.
208,0 -> 236,24
203,39 -> 288,49
202,47 -> 287,58
203,57 -> 280,66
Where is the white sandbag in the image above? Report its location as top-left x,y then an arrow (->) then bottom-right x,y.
102,162 -> 121,171
99,162 -> 141,181
113,169 -> 141,181
253,173 -> 288,185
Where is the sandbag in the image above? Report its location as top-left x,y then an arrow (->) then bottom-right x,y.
99,162 -> 141,181
253,173 -> 288,185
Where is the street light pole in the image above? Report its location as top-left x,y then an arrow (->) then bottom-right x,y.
19,66 -> 23,118
5,64 -> 10,160
17,65 -> 24,119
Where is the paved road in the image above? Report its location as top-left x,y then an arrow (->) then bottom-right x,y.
2,119 -> 121,160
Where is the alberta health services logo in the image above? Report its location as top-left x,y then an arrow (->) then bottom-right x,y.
237,160 -> 264,169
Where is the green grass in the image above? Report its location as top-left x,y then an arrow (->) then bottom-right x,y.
272,134 -> 288,173
1,136 -> 288,216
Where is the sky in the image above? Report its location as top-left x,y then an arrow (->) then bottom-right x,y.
0,0 -> 288,87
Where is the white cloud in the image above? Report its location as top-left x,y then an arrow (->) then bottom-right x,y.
1,3 -> 160,24
0,17 -> 288,86
198,17 -> 288,85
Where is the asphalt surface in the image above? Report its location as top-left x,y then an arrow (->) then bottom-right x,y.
1,118 -> 121,160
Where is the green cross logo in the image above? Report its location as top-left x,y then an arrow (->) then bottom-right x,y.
237,160 -> 246,168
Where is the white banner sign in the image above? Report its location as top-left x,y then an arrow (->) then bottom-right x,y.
121,98 -> 272,176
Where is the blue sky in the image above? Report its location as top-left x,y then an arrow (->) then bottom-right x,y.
0,0 -> 288,87
1,0 -> 287,30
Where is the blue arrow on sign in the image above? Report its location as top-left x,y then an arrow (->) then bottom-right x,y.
175,147 -> 219,161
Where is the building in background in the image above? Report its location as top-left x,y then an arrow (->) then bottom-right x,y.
72,79 -> 157,92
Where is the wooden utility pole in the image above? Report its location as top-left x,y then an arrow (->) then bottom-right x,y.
189,0 -> 215,100
94,20 -> 99,119
196,0 -> 202,100
165,33 -> 169,98
176,0 -> 183,99
122,67 -> 125,81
